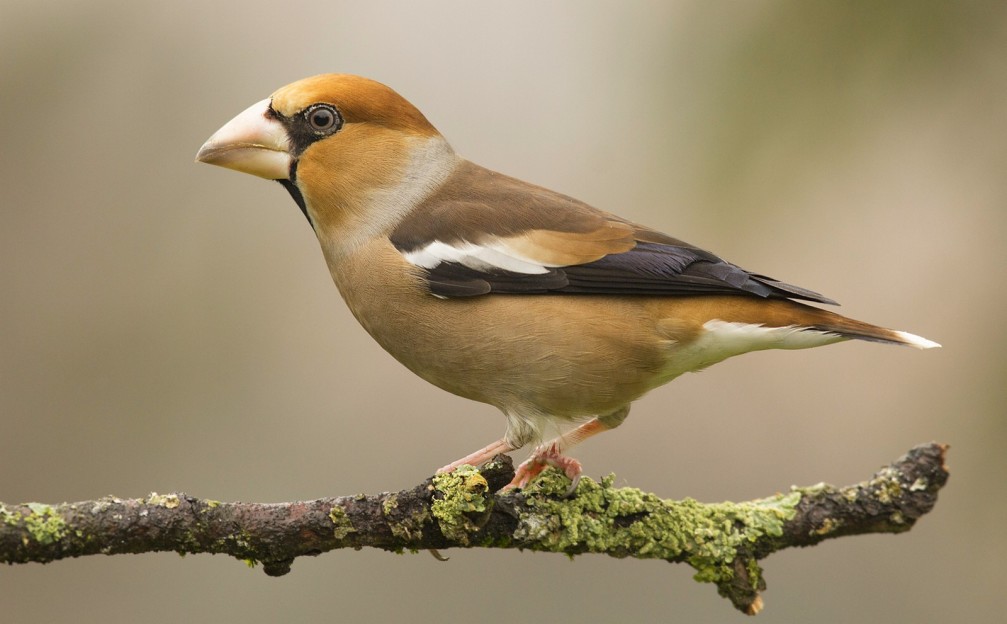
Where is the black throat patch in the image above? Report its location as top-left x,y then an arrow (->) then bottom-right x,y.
278,160 -> 312,229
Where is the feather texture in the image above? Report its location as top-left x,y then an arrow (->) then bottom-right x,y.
391,161 -> 837,304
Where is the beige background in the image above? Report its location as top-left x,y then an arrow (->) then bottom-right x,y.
2,1 -> 1004,622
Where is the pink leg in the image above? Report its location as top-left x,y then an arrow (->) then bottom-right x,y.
436,438 -> 515,474
506,409 -> 627,493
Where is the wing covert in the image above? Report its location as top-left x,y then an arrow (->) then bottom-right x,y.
389,161 -> 837,305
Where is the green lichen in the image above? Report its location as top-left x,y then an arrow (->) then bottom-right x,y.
431,465 -> 489,545
797,481 -> 830,496
146,492 -> 180,509
869,468 -> 903,504
23,503 -> 68,545
513,469 -> 801,587
382,494 -> 398,516
1,503 -> 17,526
380,492 -> 429,542
812,517 -> 841,536
328,506 -> 357,540
89,499 -> 113,515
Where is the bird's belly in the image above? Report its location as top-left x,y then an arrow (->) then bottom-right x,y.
329,245 -> 673,418
372,296 -> 670,417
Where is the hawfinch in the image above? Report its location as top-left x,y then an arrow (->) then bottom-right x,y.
196,74 -> 939,489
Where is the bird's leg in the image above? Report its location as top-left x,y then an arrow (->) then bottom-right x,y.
436,438 -> 515,474
507,407 -> 629,493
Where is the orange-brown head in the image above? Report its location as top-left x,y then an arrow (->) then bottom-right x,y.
196,74 -> 456,242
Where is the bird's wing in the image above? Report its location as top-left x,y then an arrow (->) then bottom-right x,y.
389,162 -> 837,305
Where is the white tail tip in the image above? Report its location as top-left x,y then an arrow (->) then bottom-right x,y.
893,330 -> 941,350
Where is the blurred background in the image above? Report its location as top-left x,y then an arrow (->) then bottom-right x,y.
1,1 -> 1004,622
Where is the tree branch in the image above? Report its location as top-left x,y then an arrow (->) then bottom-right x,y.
0,442 -> 948,615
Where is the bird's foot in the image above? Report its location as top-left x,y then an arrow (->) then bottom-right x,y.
436,439 -> 513,475
505,443 -> 582,496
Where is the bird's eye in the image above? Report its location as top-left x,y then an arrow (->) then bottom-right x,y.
305,104 -> 341,133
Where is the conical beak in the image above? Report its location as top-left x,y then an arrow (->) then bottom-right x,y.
195,98 -> 291,180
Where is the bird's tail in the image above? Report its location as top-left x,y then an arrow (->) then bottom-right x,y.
813,318 -> 940,349
784,300 -> 941,349
688,296 -> 942,350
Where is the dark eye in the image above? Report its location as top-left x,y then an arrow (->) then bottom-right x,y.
305,104 -> 341,133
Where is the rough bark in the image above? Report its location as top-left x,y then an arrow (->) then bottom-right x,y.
0,442 -> 948,615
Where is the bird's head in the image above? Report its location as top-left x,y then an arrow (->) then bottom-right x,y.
196,74 -> 456,242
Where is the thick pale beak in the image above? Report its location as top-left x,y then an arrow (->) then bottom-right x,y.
195,98 -> 291,180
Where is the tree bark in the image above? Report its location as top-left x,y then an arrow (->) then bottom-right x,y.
0,442 -> 948,616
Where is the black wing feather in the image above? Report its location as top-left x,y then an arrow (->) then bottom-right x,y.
420,242 -> 837,304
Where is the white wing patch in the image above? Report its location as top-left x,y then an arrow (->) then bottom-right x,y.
402,239 -> 557,274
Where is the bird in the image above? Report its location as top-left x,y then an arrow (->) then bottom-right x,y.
196,74 -> 940,491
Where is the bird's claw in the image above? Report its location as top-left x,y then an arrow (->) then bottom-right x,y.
504,444 -> 582,496
427,549 -> 449,561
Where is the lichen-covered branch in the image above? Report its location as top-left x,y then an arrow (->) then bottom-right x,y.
0,443 -> 948,615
